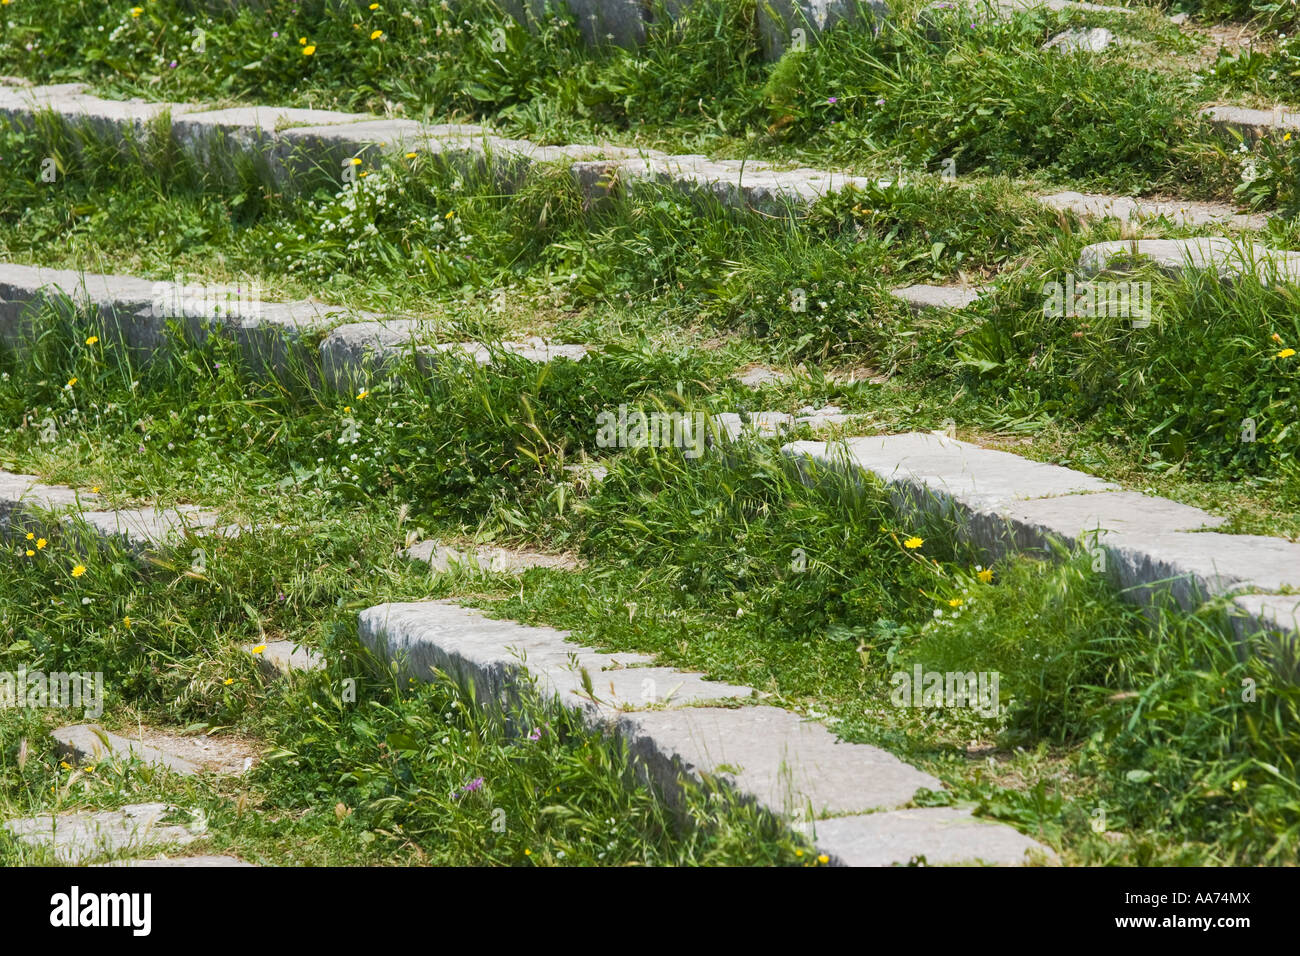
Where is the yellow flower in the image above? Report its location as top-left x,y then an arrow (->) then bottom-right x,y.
817,854 -> 829,864
26,532 -> 34,540
1278,348 -> 1296,358
445,210 -> 456,219
85,335 -> 99,345
977,568 -> 994,583
1287,133 -> 1294,142
123,616 -> 132,627
356,389 -> 369,400
24,550 -> 33,557
794,848 -> 804,857
370,29 -> 383,40
252,644 -> 267,654
369,2 -> 379,7
60,761 -> 71,770
343,405 -> 352,413
131,6 -> 143,16
223,678 -> 234,686
71,564 -> 86,577
404,151 -> 417,159
1231,778 -> 1247,792
36,538 -> 46,550
948,598 -> 963,607
299,36 -> 306,44
66,377 -> 77,388
90,486 -> 100,493
349,157 -> 362,166
303,45 -> 316,56
903,536 -> 923,549
524,848 -> 531,856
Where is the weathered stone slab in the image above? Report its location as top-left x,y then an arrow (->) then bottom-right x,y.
0,470 -> 100,529
784,433 -> 1115,513
4,803 -> 201,864
52,725 -> 201,776
758,0 -> 889,59
1044,27 -> 1114,53
73,505 -> 225,551
406,540 -> 581,573
244,639 -> 325,678
1039,191 -> 1266,230
359,600 -> 752,722
736,366 -> 792,388
812,807 -> 1054,866
1203,104 -> 1300,140
98,854 -> 254,867
890,284 -> 981,313
989,490 -> 1225,552
617,705 -> 941,817
1078,238 -> 1300,284
320,320 -> 589,391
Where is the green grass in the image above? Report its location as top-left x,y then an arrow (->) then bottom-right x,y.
0,309 -> 1296,865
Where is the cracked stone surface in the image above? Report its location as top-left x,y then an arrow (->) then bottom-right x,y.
890,284 -> 982,312
244,640 -> 325,678
0,470 -> 100,529
4,803 -> 202,864
1044,27 -> 1114,52
1039,191 -> 1266,230
617,705 -> 942,817
360,601 -> 753,722
97,855 -> 255,867
1078,238 -> 1300,284
1203,104 -> 1300,138
406,540 -> 581,573
812,807 -> 1056,866
53,724 -> 256,776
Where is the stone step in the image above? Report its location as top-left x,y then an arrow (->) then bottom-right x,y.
890,284 -> 983,313
1203,104 -> 1300,140
779,432 -> 1300,662
3,803 -> 203,864
53,724 -> 256,776
0,468 -> 229,552
1,80 -> 1259,233
0,262 -> 590,389
243,639 -> 326,678
358,599 -> 1053,865
811,807 -> 1053,866
405,540 -> 582,574
1040,191 -> 1267,231
1078,237 -> 1300,284
97,854 -> 254,867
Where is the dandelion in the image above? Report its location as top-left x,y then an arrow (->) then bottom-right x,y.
349,157 -> 362,166
903,536 -> 923,549
948,598 -> 963,607
817,854 -> 829,864
371,29 -> 383,40
356,389 -> 369,400
65,377 -> 77,388
303,44 -> 316,55
404,151 -> 417,159
1278,348 -> 1296,358
71,564 -> 86,578
524,848 -> 531,856
795,848 -> 804,857
85,335 -> 99,345
370,1 -> 379,7
26,532 -> 33,540
299,36 -> 306,44
131,6 -> 143,16
123,616 -> 132,627
24,549 -> 33,557
977,568 -> 993,583
252,644 -> 267,655
223,678 -> 234,686
36,538 -> 46,550
90,486 -> 99,493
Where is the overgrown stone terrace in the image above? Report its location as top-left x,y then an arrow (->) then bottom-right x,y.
0,0 -> 1297,869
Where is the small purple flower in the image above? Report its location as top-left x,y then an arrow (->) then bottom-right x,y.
876,98 -> 886,107
455,776 -> 485,799
213,362 -> 222,369
277,591 -> 286,602
827,96 -> 838,105
527,727 -> 543,741
169,60 -> 177,68
272,31 -> 279,38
